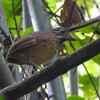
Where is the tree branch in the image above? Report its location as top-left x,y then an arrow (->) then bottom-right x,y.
67,15 -> 100,32
0,38 -> 100,99
53,15 -> 100,33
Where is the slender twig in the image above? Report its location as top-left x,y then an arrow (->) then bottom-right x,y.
20,65 -> 28,77
51,15 -> 100,35
55,4 -> 63,13
42,0 -> 60,18
83,64 -> 100,99
11,0 -> 20,38
51,17 -> 61,26
83,0 -> 91,19
77,5 -> 85,21
83,0 -> 100,42
89,22 -> 100,42
42,0 -> 61,25
66,15 -> 100,33
93,0 -> 100,13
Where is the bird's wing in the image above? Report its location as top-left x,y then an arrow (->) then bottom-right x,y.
8,36 -> 48,53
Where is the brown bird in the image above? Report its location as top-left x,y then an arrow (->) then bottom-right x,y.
6,31 -> 75,66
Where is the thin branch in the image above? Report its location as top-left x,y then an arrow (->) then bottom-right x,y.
66,15 -> 100,33
89,22 -> 100,42
42,0 -> 60,18
0,38 -> 100,99
77,6 -> 85,21
83,64 -> 100,99
42,0 -> 61,26
11,0 -> 20,38
52,15 -> 100,35
83,0 -> 91,19
93,0 -> 100,13
55,4 -> 63,13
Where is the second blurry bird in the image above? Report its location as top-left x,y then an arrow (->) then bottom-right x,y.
6,31 -> 75,66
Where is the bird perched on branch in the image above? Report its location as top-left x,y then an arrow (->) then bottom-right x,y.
6,31 -> 75,66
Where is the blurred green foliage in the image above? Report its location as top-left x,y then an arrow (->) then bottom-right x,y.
2,0 -> 21,19
76,0 -> 94,8
79,74 -> 99,99
68,95 -> 84,100
0,95 -> 5,100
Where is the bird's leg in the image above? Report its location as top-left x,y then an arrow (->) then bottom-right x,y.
20,65 -> 28,77
32,64 -> 37,74
28,57 -> 38,74
32,64 -> 37,71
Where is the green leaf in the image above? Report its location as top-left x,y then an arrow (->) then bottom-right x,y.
77,22 -> 100,33
46,0 -> 61,12
20,26 -> 34,37
84,60 -> 99,77
93,54 -> 100,65
79,74 -> 99,99
76,0 -> 94,9
64,39 -> 81,54
0,95 -> 5,100
8,15 -> 21,28
75,34 -> 100,65
68,95 -> 84,100
2,0 -> 21,19
2,0 -> 22,37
